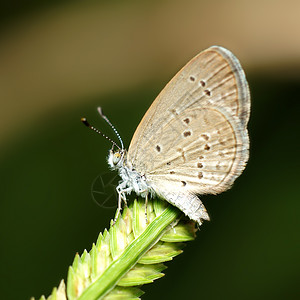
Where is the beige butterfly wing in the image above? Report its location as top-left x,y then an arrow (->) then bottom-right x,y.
127,46 -> 250,224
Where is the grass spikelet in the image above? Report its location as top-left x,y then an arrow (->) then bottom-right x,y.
32,198 -> 198,300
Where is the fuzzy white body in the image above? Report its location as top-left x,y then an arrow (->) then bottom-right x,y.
107,150 -> 154,202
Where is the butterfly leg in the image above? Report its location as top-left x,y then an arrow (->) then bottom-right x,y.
138,188 -> 150,224
120,190 -> 128,207
145,193 -> 149,224
113,190 -> 123,224
114,184 -> 133,224
114,184 -> 125,224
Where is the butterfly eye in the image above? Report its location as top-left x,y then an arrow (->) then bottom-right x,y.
113,152 -> 122,165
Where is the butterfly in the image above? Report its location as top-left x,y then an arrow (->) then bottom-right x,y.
82,46 -> 250,225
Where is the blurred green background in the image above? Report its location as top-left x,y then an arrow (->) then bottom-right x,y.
0,1 -> 299,299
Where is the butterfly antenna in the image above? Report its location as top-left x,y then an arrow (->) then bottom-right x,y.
81,117 -> 121,150
97,107 -> 124,150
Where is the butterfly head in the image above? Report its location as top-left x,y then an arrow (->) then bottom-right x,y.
107,149 -> 126,170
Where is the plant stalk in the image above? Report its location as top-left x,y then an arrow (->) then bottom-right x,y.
78,204 -> 181,300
